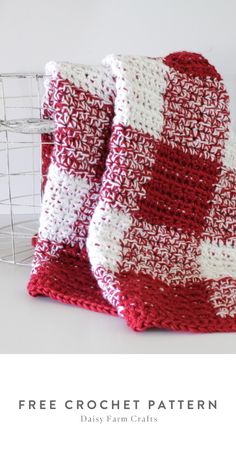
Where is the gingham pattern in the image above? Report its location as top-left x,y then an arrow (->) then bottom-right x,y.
29,52 -> 236,332
87,52 -> 236,331
28,62 -> 117,316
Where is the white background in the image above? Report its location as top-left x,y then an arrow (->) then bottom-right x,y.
1,0 -> 236,83
0,354 -> 235,451
1,0 -> 236,124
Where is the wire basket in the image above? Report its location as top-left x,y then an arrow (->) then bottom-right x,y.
0,73 -> 54,265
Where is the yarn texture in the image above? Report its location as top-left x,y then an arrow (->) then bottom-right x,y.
28,61 -> 116,316
28,52 -> 236,332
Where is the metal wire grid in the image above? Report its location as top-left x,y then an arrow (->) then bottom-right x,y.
0,73 -> 53,265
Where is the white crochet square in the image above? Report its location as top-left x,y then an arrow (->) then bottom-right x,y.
222,129 -> 236,169
199,239 -> 236,279
103,55 -> 169,139
45,61 -> 115,105
87,202 -> 132,273
39,163 -> 92,244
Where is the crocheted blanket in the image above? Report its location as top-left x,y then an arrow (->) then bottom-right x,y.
28,52 -> 236,332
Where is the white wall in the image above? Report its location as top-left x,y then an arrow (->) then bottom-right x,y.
0,0 -> 236,216
1,0 -> 236,118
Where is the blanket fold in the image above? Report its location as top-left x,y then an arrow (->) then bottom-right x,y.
28,52 -> 236,332
28,61 -> 116,316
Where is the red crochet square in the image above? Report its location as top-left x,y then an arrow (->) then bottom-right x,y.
136,141 -> 220,235
118,271 -> 223,332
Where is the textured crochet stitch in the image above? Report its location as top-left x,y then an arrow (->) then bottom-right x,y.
28,61 -> 117,315
28,52 -> 236,332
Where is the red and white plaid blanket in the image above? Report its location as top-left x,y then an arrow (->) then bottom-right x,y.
28,52 -> 236,332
